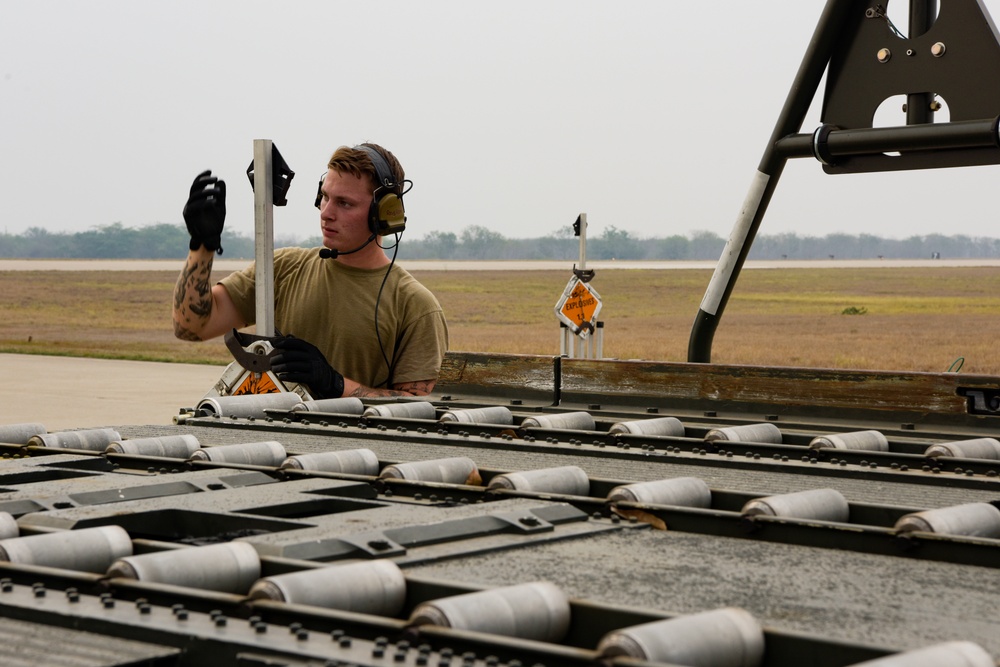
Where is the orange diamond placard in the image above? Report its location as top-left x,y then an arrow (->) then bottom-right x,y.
233,371 -> 281,395
554,276 -> 602,338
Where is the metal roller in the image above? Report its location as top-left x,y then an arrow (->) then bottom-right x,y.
107,542 -> 260,594
487,466 -> 590,496
742,488 -> 850,522
705,423 -> 782,444
290,397 -> 365,414
380,457 -> 481,485
609,416 -> 685,437
520,411 -> 596,430
281,448 -> 380,475
842,641 -> 995,667
894,502 -> 1000,538
0,513 -> 18,540
608,477 -> 712,508
197,392 -> 302,418
362,401 -> 437,419
248,559 -> 407,616
925,438 -> 1000,460
409,581 -> 570,642
809,430 -> 889,452
27,428 -> 122,451
597,607 -> 765,667
0,526 -> 132,573
189,441 -> 287,466
0,422 -> 46,444
105,434 -> 201,458
439,406 -> 514,425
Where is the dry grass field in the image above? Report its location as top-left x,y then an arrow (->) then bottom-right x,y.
1,266 -> 998,375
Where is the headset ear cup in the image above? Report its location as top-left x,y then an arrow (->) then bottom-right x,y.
353,144 -> 407,235
369,187 -> 406,235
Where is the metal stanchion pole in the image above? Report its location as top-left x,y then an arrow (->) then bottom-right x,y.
253,139 -> 275,337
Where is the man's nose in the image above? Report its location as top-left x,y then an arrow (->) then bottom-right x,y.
320,199 -> 335,220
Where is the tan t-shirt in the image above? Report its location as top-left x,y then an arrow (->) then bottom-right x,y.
220,247 -> 448,388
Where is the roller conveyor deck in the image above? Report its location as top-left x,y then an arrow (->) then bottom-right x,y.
0,353 -> 998,666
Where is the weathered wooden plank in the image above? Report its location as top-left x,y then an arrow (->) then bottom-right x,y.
560,358 -> 999,423
435,353 -> 1000,425
437,351 -> 557,403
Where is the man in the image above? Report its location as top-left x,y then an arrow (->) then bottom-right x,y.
172,143 -> 448,398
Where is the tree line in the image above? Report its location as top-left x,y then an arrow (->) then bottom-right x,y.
3,222 -> 1000,260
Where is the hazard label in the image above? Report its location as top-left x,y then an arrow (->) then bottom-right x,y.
233,371 -> 281,395
554,276 -> 602,338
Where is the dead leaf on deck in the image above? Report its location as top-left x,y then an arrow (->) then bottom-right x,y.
611,507 -> 668,530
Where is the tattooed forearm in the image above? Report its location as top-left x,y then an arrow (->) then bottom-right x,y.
345,379 -> 436,398
172,253 -> 214,341
348,387 -> 409,398
395,379 -> 435,395
173,325 -> 203,342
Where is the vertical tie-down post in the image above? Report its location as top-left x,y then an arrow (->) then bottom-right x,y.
252,139 -> 275,337
556,213 -> 604,359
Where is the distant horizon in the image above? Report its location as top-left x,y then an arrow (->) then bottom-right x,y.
5,258 -> 1000,273
5,222 -> 1000,245
4,222 -> 1000,262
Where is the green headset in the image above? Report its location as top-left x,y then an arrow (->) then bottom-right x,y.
314,145 -> 407,236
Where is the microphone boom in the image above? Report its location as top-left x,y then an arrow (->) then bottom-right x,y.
319,232 -> 377,260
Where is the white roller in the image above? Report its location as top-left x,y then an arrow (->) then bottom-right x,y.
742,488 -> 850,522
439,406 -> 514,425
894,503 -> 1000,538
410,581 -> 570,642
281,448 -> 380,475
107,542 -> 260,594
249,560 -> 407,616
488,466 -> 590,496
197,393 -> 303,418
809,430 -> 889,452
0,526 -> 132,573
0,423 -> 46,444
520,412 -> 596,430
608,477 -> 712,508
609,417 -> 685,437
597,607 -> 765,667
925,438 -> 1000,460
362,402 -> 437,419
189,441 -> 287,466
705,423 -> 782,444
380,457 -> 480,485
105,434 -> 201,458
28,428 -> 121,451
842,641 -> 994,667
0,513 -> 18,540
291,397 -> 365,414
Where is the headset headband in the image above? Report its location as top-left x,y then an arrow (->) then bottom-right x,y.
353,144 -> 395,191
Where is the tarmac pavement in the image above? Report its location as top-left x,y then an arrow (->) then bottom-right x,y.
0,353 -> 224,431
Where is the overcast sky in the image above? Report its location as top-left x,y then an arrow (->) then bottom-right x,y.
4,1 -> 1000,246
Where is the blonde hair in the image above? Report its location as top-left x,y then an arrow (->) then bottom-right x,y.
327,143 -> 404,195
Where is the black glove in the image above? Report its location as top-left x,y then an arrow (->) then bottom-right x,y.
271,337 -> 345,399
183,170 -> 227,253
